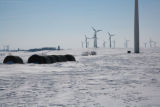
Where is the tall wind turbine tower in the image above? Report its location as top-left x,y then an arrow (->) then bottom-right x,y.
134,0 -> 140,53
107,32 -> 115,48
84,35 -> 92,48
92,27 -> 102,48
85,35 -> 88,48
103,40 -> 106,48
144,42 -> 147,48
149,39 -> 153,48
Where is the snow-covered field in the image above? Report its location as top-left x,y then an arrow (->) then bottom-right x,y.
0,48 -> 160,107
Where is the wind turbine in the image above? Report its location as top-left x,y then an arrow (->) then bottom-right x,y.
149,39 -> 153,48
85,35 -> 88,48
134,0 -> 140,53
92,27 -> 102,48
144,42 -> 147,48
6,45 -> 9,51
107,32 -> 115,48
103,40 -> 106,48
85,35 -> 93,48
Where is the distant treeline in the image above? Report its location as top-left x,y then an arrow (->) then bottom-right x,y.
28,47 -> 57,52
0,47 -> 61,52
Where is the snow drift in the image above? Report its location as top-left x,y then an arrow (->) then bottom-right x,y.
0,48 -> 160,107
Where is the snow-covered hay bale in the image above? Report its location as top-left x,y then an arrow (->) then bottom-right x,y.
81,52 -> 89,56
90,51 -> 96,55
65,54 -> 76,61
81,51 -> 96,56
57,55 -> 68,62
28,54 -> 45,64
3,55 -> 23,64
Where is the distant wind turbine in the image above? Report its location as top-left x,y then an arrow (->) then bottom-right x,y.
103,40 -> 106,48
149,39 -> 153,48
144,42 -> 147,48
85,35 -> 92,48
85,35 -> 88,48
6,45 -> 9,51
107,32 -> 115,48
3,45 -> 9,51
92,27 -> 102,48
85,35 -> 93,48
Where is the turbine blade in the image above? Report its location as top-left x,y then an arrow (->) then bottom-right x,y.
97,30 -> 102,32
91,27 -> 96,32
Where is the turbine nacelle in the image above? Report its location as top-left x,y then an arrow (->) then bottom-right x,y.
92,27 -> 102,33
108,32 -> 115,37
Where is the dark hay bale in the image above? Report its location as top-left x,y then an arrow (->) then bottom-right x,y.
28,54 -> 75,64
50,55 -> 59,62
90,51 -> 96,55
57,55 -> 68,62
42,56 -> 52,64
47,55 -> 57,63
28,54 -> 45,64
28,54 -> 59,64
127,51 -> 131,54
3,55 -> 23,64
65,54 -> 76,61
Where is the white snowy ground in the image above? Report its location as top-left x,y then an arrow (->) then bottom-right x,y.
0,48 -> 160,107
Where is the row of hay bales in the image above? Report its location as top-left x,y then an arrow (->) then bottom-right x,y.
3,54 -> 76,64
81,51 -> 97,56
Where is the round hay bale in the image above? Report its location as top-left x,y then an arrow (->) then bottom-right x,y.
127,51 -> 131,54
28,54 -> 45,64
81,52 -> 89,56
65,54 -> 76,61
90,51 -> 96,55
51,55 -> 59,62
3,55 -> 23,64
48,55 -> 57,63
57,55 -> 68,62
42,56 -> 52,64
